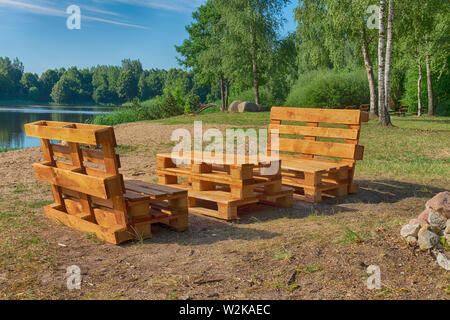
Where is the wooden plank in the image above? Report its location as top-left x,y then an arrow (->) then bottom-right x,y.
124,180 -> 168,198
33,163 -> 121,199
25,123 -> 99,145
157,152 -> 275,166
35,121 -> 109,131
278,138 -> 363,160
282,177 -> 340,192
52,144 -> 121,168
269,124 -> 359,140
44,204 -> 127,245
270,107 -> 363,125
125,180 -> 186,196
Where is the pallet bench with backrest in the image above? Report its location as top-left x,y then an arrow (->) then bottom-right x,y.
268,107 -> 369,202
24,121 -> 188,244
391,105 -> 408,116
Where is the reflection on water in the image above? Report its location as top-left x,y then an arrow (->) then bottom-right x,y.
0,105 -> 114,149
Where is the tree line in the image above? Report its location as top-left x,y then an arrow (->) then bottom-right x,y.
176,0 -> 449,124
0,57 -> 212,106
1,0 -> 448,123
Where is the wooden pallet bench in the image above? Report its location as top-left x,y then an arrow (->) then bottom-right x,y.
359,104 -> 370,112
25,121 -> 188,244
269,107 -> 368,202
156,152 -> 293,221
391,105 -> 408,116
345,105 -> 369,112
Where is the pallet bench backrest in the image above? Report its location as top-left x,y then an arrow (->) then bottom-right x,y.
24,121 -> 128,228
269,107 -> 369,164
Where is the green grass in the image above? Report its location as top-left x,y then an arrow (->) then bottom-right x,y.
92,108 -> 143,126
338,227 -> 369,244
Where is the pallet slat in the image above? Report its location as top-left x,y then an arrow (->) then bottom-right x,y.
278,138 -> 364,160
269,124 -> 359,140
270,107 -> 367,125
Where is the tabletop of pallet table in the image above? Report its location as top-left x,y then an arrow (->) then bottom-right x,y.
157,152 -> 279,166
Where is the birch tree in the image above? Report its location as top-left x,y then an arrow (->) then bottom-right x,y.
215,0 -> 289,105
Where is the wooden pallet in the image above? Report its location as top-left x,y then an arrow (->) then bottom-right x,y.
25,121 -> 188,244
390,105 -> 408,116
156,153 -> 293,220
269,107 -> 368,202
345,105 -> 369,112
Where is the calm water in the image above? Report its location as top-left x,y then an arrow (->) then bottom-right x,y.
0,105 -> 114,149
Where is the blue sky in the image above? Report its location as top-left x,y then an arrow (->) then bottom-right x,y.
0,0 -> 298,75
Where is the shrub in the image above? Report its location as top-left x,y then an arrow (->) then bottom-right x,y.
92,109 -> 141,126
285,69 -> 370,108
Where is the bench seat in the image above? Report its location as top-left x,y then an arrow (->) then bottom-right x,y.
279,155 -> 350,174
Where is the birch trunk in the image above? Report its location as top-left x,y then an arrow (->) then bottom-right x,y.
426,54 -> 434,116
225,79 -> 230,111
383,0 -> 394,125
377,0 -> 387,125
250,26 -> 260,105
219,76 -> 225,112
361,29 -> 377,117
417,56 -> 423,116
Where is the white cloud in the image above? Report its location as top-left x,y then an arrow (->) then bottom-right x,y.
110,0 -> 204,12
0,0 -> 148,29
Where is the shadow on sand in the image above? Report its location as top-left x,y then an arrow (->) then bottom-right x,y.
122,179 -> 446,247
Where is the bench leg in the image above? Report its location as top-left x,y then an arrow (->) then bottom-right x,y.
218,203 -> 238,220
303,172 -> 322,203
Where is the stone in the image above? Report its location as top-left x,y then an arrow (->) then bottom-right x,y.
409,218 -> 427,227
400,223 -> 421,238
445,220 -> 450,234
417,208 -> 432,224
417,225 -> 440,250
426,191 -> 450,219
428,210 -> 447,231
406,236 -> 418,246
436,252 -> 450,271
445,234 -> 450,244
228,100 -> 242,112
237,101 -> 259,113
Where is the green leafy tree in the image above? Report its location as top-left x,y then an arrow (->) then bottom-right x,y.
20,72 -> 39,91
50,77 -> 81,104
176,0 -> 231,110
28,86 -> 40,101
215,0 -> 289,105
39,69 -> 60,102
116,69 -> 136,102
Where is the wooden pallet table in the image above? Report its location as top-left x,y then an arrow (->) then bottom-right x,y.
25,120 -> 188,244
156,152 -> 294,220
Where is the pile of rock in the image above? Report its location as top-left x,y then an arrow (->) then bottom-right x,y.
400,191 -> 450,270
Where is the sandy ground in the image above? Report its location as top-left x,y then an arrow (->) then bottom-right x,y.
0,121 -> 448,300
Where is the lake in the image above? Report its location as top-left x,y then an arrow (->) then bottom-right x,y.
0,105 -> 114,149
